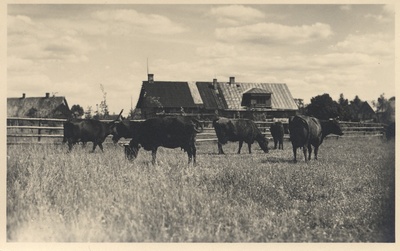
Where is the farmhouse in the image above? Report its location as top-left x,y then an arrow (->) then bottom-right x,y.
136,74 -> 298,120
7,93 -> 71,119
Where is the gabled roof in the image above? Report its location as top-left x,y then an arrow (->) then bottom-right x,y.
218,82 -> 298,110
137,81 -> 198,108
7,95 -> 70,118
243,88 -> 271,94
196,82 -> 227,110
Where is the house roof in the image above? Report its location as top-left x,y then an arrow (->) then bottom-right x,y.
137,81 -> 198,108
7,95 -> 70,118
243,88 -> 271,94
196,82 -> 227,110
218,82 -> 298,110
136,80 -> 298,111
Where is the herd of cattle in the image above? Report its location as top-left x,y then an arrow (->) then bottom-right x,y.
63,110 -> 348,163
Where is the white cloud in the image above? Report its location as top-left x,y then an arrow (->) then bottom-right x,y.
364,13 -> 391,23
215,22 -> 333,44
91,9 -> 186,35
331,33 -> 394,56
8,14 -> 92,63
208,5 -> 265,25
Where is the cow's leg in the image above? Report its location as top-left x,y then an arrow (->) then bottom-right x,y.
303,145 -> 308,162
314,146 -> 319,160
192,144 -> 197,165
217,142 -> 225,154
238,141 -> 243,154
98,143 -> 104,152
279,140 -> 283,150
67,139 -> 73,152
248,143 -> 252,154
307,145 -> 312,160
151,148 -> 157,165
292,146 -> 297,162
274,139 -> 278,149
91,142 -> 97,153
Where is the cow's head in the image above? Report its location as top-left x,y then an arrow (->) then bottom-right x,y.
257,135 -> 269,153
124,139 -> 140,160
328,118 -> 344,136
109,109 -> 124,143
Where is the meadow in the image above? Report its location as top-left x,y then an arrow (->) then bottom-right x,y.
6,137 -> 395,242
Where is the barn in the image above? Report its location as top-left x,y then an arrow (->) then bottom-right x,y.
349,101 -> 377,122
7,93 -> 71,121
136,74 -> 298,120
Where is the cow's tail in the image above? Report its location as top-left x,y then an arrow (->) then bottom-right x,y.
191,119 -> 204,133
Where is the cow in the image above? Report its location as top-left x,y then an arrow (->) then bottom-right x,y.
270,121 -> 284,150
63,110 -> 123,152
385,122 -> 395,141
289,115 -> 343,162
111,120 -> 138,143
122,116 -> 203,164
212,117 -> 269,154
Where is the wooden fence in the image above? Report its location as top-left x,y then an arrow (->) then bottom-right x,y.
6,117 -> 386,145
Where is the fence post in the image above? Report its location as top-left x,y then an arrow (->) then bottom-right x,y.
38,119 -> 42,142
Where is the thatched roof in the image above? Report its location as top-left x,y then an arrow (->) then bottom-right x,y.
7,93 -> 70,118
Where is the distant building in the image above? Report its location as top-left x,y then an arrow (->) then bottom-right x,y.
136,74 -> 298,120
7,93 -> 71,119
349,101 -> 377,122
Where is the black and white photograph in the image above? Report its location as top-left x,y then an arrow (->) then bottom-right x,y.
3,1 -> 397,249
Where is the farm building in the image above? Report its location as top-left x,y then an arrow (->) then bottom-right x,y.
136,74 -> 298,120
7,93 -> 71,120
349,101 -> 377,122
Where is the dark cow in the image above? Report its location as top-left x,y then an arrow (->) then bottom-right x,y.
122,116 -> 203,164
213,117 -> 269,154
289,115 -> 343,162
385,122 -> 395,141
63,110 -> 123,152
111,120 -> 138,143
270,121 -> 284,150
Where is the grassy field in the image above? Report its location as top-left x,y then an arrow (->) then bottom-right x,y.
6,137 -> 395,242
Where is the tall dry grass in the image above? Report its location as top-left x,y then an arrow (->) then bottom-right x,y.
7,137 -> 395,242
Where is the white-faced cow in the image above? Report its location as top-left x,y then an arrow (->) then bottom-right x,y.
122,116 -> 203,164
270,121 -> 284,150
213,117 -> 269,154
289,115 -> 343,162
63,110 -> 123,153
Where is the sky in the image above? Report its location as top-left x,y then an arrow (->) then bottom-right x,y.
7,3 -> 395,115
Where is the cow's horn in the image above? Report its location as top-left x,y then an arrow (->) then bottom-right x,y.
115,109 -> 124,121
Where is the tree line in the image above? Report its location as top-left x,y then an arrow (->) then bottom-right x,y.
298,93 -> 395,124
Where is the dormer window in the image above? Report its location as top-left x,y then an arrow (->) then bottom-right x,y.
241,88 -> 272,108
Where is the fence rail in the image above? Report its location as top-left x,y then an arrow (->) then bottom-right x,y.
7,117 -> 386,145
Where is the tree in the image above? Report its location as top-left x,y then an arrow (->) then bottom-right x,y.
26,107 -> 38,118
306,93 -> 340,120
84,106 -> 93,119
374,93 -> 395,124
71,104 -> 84,119
98,84 -> 109,119
337,93 -> 352,121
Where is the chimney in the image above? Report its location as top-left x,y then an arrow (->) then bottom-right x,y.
22,93 -> 26,99
148,73 -> 154,83
45,92 -> 50,98
212,78 -> 217,89
229,76 -> 235,85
